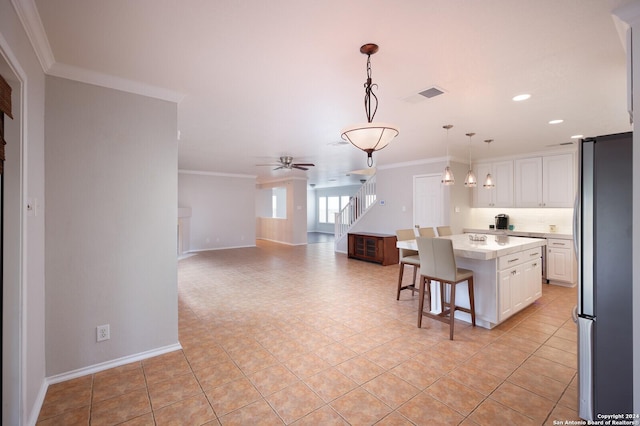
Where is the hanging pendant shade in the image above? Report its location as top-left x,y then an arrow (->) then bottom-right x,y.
341,43 -> 399,167
341,122 -> 399,166
464,132 -> 477,187
465,169 -> 478,187
441,124 -> 454,185
483,139 -> 495,188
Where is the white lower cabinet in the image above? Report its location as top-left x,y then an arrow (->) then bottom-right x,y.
498,248 -> 542,322
547,238 -> 576,285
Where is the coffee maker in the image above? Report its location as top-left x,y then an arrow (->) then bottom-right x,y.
495,214 -> 509,230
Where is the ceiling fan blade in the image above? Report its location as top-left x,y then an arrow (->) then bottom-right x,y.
255,163 -> 281,166
293,163 -> 314,167
273,166 -> 284,170
293,166 -> 309,170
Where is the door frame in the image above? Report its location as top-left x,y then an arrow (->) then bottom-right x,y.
1,33 -> 27,425
412,173 -> 445,229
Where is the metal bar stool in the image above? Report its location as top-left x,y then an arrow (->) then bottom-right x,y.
416,236 -> 476,340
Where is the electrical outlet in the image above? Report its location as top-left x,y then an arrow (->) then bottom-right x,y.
97,324 -> 110,342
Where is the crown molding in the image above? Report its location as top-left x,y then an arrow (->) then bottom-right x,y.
178,169 -> 257,179
614,1 -> 640,26
11,0 -> 55,72
12,0 -> 184,103
48,62 -> 185,103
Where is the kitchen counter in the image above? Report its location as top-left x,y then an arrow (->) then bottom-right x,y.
397,234 -> 545,329
397,234 -> 546,261
463,228 -> 573,240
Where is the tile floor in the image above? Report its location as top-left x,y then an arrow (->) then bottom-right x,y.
37,240 -> 582,425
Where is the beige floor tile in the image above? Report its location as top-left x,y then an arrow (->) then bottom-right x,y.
153,393 -> 216,426
330,387 -> 392,425
205,377 -> 262,416
119,413 -> 156,426
37,242 -> 582,425
290,405 -> 348,425
425,376 -> 485,416
303,367 -> 358,403
248,364 -> 299,396
36,406 -> 90,425
363,372 -> 420,409
334,355 -> 386,384
266,381 -> 325,424
469,398 -> 538,426
284,352 -> 331,378
490,382 -> 555,422
90,389 -> 152,426
398,391 -> 465,426
447,364 -> 503,396
147,372 -> 202,409
535,344 -> 577,369
507,366 -> 568,401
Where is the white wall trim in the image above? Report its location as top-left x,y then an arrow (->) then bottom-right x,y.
0,30 -> 29,426
47,62 -> 185,103
188,244 -> 257,252
10,0 -> 54,72
10,0 -> 185,104
178,169 -> 256,179
254,238 -> 306,246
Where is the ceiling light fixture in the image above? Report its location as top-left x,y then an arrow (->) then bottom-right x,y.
549,119 -> 564,124
464,132 -> 477,188
341,43 -> 399,167
483,139 -> 495,189
512,94 -> 531,102
441,124 -> 455,185
571,134 -> 584,139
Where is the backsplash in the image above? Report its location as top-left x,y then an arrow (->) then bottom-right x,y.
467,208 -> 574,235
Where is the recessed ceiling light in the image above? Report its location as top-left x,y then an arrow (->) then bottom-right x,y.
512,94 -> 531,101
571,134 -> 584,139
549,119 -> 564,124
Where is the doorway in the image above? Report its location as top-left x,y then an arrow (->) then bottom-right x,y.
413,174 -> 444,229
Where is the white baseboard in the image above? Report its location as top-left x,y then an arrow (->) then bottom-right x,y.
29,343 -> 181,425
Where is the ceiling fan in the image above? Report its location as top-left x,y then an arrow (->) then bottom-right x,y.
256,156 -> 315,171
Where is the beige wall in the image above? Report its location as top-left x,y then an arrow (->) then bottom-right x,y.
44,76 -> 179,376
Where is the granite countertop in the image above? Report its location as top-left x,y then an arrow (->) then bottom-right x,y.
463,228 -> 573,240
397,234 -> 547,261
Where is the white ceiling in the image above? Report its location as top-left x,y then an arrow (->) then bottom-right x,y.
25,0 -> 633,187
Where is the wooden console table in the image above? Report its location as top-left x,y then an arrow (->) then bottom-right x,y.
348,232 -> 399,266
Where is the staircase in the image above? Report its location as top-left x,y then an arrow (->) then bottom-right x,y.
334,175 -> 377,250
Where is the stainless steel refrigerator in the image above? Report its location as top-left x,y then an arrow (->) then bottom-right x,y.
575,131 -> 633,420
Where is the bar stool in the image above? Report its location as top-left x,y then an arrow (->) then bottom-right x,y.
436,226 -> 452,236
418,227 -> 436,237
415,237 -> 476,340
396,229 -> 420,300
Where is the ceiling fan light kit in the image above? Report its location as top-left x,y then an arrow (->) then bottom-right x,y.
341,43 -> 399,167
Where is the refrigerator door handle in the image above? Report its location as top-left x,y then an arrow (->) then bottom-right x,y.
572,305 -> 578,323
578,316 -> 594,421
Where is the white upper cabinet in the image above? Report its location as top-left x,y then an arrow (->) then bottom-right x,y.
474,161 -> 514,208
514,153 -> 575,208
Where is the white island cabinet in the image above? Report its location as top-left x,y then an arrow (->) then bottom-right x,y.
397,234 -> 546,329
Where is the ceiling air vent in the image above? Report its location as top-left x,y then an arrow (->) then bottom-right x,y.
419,87 -> 445,99
403,86 -> 446,103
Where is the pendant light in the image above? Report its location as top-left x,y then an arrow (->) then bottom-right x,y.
441,124 -> 454,185
483,139 -> 495,188
464,133 -> 477,187
341,43 -> 399,167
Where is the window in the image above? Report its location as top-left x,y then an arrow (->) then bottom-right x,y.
318,194 -> 353,224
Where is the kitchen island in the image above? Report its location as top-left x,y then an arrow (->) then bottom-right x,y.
397,234 -> 546,329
